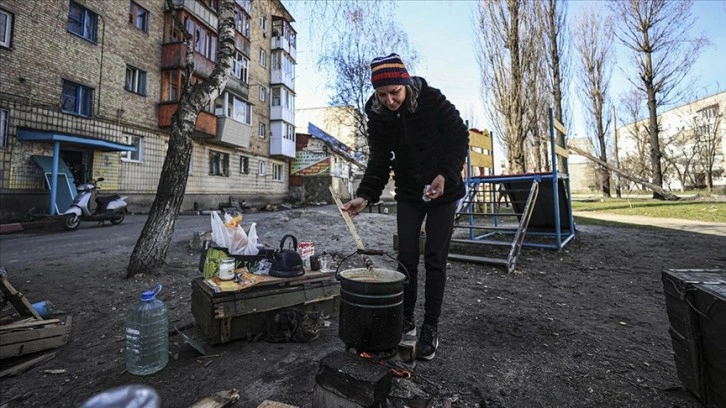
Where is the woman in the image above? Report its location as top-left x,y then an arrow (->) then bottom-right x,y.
342,53 -> 469,360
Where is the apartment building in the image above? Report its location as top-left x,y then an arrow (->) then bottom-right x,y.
615,91 -> 725,192
0,0 -> 297,218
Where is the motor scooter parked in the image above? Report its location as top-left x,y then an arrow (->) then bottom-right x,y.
61,177 -> 128,231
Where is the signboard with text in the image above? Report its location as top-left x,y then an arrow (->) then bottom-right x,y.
291,151 -> 330,176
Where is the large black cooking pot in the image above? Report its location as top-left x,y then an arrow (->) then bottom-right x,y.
336,251 -> 408,352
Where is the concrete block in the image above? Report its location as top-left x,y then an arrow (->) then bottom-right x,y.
312,384 -> 365,408
315,351 -> 392,408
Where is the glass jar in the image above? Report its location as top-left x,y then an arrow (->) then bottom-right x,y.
218,258 -> 236,280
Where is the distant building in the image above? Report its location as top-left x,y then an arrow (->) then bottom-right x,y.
0,0 -> 297,218
615,91 -> 725,192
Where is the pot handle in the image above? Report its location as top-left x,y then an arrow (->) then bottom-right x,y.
279,234 -> 298,251
334,250 -> 410,283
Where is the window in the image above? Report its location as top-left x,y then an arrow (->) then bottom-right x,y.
185,16 -> 216,60
272,163 -> 283,181
232,52 -> 249,83
61,80 -> 93,117
214,92 -> 251,125
234,7 -> 250,37
260,15 -> 267,33
259,48 -> 266,68
122,135 -> 144,162
0,8 -> 14,48
239,156 -> 249,174
67,1 -> 98,42
259,86 -> 266,102
209,150 -> 230,176
0,109 -> 8,148
125,65 -> 147,96
129,1 -> 149,32
258,160 -> 266,176
161,71 -> 179,101
258,122 -> 266,138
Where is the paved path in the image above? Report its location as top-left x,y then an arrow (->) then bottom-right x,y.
573,211 -> 726,237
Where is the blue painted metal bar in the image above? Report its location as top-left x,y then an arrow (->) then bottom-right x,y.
49,142 -> 60,216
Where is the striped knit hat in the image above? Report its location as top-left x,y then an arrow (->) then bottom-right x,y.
370,53 -> 411,89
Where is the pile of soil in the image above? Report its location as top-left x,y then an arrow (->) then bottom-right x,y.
1,206 -> 724,407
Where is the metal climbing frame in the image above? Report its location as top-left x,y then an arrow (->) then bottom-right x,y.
448,108 -> 576,272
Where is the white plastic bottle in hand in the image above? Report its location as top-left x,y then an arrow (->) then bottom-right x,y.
125,285 -> 169,375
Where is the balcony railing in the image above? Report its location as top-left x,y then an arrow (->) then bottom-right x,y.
158,103 -> 216,136
161,43 -> 215,78
211,117 -> 252,148
271,36 -> 296,61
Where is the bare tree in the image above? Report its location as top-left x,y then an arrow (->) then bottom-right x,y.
573,5 -> 614,197
544,0 -> 569,171
127,0 -> 235,276
318,3 -> 417,160
289,1 -> 415,161
610,0 -> 707,199
476,0 -> 537,173
618,88 -> 651,188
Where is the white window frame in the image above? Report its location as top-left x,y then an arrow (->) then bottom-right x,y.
61,80 -> 94,117
232,52 -> 249,83
259,85 -> 266,102
0,108 -> 8,148
258,160 -> 266,176
122,135 -> 144,162
272,163 -> 283,181
0,8 -> 13,48
258,122 -> 266,138
259,48 -> 266,68
125,65 -> 147,96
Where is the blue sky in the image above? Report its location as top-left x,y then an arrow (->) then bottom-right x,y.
293,0 -> 726,138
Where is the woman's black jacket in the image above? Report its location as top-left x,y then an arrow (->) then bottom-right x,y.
356,77 -> 469,206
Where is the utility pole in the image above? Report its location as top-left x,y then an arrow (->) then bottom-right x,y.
612,106 -> 622,198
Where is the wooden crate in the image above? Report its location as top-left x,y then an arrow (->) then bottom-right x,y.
191,272 -> 340,344
0,316 -> 73,359
662,269 -> 726,408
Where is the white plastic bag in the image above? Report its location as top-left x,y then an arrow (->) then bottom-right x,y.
210,212 -> 259,255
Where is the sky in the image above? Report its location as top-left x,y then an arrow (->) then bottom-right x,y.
291,0 -> 726,141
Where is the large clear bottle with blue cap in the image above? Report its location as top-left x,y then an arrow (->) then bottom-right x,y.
125,285 -> 169,375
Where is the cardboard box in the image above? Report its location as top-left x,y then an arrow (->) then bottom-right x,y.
662,269 -> 726,408
191,274 -> 340,344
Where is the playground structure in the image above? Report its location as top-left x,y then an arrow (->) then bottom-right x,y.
448,108 -> 576,273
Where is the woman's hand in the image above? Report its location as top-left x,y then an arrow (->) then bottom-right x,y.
425,175 -> 446,200
341,197 -> 369,219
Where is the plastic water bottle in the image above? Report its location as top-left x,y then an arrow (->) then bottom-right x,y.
125,285 -> 169,375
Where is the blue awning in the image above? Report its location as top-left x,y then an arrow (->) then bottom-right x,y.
17,129 -> 136,152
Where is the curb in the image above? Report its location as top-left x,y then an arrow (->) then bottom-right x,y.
0,219 -> 62,235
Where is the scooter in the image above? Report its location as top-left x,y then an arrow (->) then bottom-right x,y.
61,177 -> 128,231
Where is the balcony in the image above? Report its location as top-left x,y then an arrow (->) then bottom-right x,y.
161,43 -> 215,78
271,69 -> 294,90
158,103 -> 216,136
270,122 -> 296,158
271,105 -> 294,124
210,117 -> 252,148
271,35 -> 296,61
170,0 -> 218,30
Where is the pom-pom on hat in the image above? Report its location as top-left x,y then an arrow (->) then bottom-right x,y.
370,53 -> 411,89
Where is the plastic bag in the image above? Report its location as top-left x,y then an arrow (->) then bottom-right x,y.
210,212 -> 259,255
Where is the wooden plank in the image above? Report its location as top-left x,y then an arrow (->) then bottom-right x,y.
187,388 -> 241,408
0,352 -> 56,378
554,144 -> 570,159
0,276 -> 43,320
0,316 -> 72,359
257,400 -> 298,408
0,318 -> 61,331
469,130 -> 493,151
1,318 -> 71,345
328,186 -> 366,251
470,154 -> 493,168
553,118 -> 567,136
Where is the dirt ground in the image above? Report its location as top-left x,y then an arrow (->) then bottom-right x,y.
1,205 -> 725,408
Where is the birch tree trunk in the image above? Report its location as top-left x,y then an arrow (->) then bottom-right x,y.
126,0 -> 236,277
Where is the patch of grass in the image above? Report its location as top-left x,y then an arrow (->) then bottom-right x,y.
571,198 -> 726,223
